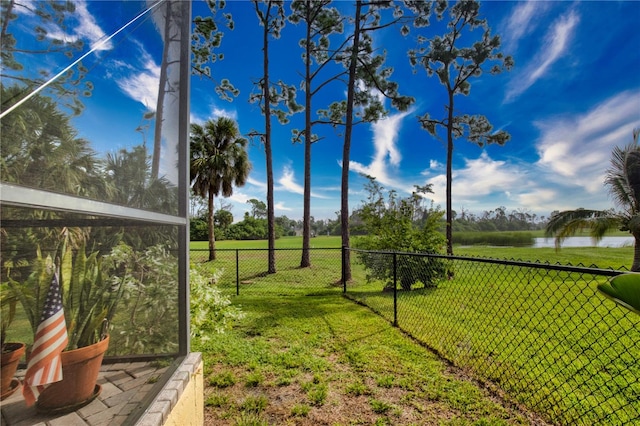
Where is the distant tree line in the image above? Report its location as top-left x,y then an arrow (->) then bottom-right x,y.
190,198 -> 296,241
452,206 -> 547,232
189,197 -> 549,242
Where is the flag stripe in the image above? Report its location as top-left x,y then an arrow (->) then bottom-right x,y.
32,310 -> 66,346
27,315 -> 67,366
24,335 -> 67,377
22,272 -> 69,407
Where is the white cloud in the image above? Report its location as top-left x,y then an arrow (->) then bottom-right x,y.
451,152 -> 526,200
74,1 -> 112,51
422,159 -> 443,175
505,10 -> 579,102
115,47 -> 160,109
419,89 -> 640,215
421,151 -> 539,213
349,110 -> 412,189
43,1 -> 112,52
227,191 -> 252,204
517,188 -> 558,211
278,165 -> 304,194
275,202 -> 293,212
535,89 -> 640,193
500,2 -> 549,52
247,177 -> 267,190
278,165 -> 330,199
190,106 -> 238,126
211,107 -> 238,121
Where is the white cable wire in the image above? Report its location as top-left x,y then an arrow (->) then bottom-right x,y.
0,0 -> 166,120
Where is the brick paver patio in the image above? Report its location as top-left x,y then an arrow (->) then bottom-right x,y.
1,362 -> 169,426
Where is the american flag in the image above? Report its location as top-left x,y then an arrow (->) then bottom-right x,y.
22,272 -> 69,407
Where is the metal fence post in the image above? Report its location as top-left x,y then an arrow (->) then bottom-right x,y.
236,249 -> 240,296
342,246 -> 347,293
393,252 -> 398,327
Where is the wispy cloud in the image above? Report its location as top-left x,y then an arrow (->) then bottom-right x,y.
227,190 -> 252,204
43,0 -> 112,51
418,90 -> 640,215
516,188 -> 558,212
74,1 -> 112,51
247,177 -> 267,190
505,10 -> 579,102
423,152 -> 527,206
190,106 -> 238,126
422,159 -> 443,174
210,107 -> 238,121
500,1 -> 549,53
349,110 -> 412,189
275,202 -> 293,212
278,165 -> 330,199
115,45 -> 159,109
534,89 -> 640,193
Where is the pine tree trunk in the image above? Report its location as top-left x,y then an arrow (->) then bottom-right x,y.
341,0 -> 363,282
301,10 -> 312,269
262,4 -> 276,274
445,86 -> 455,256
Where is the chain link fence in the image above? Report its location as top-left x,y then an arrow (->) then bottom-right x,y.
190,246 -> 639,424
346,248 -> 640,425
191,248 -> 343,296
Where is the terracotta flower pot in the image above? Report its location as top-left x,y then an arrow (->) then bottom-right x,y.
36,335 -> 109,414
1,342 -> 26,400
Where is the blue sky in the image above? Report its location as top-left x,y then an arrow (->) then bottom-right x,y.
190,0 -> 640,222
6,1 -> 640,223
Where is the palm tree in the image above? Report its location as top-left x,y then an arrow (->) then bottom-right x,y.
545,129 -> 640,271
190,117 -> 251,261
1,85 -> 106,198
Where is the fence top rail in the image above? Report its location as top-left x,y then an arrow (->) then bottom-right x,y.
191,247 -> 342,252
347,247 -> 624,277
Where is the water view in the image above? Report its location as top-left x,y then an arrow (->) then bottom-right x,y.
533,236 -> 634,248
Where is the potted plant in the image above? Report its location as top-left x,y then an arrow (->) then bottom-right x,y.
7,237 -> 126,413
1,283 -> 26,400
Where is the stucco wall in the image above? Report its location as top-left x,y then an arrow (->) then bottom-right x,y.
136,352 -> 204,426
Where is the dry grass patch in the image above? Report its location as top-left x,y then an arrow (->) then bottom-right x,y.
195,295 -> 538,425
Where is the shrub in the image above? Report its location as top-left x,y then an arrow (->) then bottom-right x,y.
190,263 -> 244,339
354,177 -> 448,290
106,243 -> 179,354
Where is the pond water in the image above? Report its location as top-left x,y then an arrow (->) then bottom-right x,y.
533,236 -> 634,248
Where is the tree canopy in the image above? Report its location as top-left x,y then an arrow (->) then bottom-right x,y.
190,117 -> 251,260
545,129 -> 640,271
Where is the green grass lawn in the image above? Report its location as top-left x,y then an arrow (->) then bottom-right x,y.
345,255 -> 639,425
7,237 -> 636,423
191,235 -> 343,250
191,240 -> 639,424
455,245 -> 634,270
192,235 -> 634,270
193,294 -> 533,425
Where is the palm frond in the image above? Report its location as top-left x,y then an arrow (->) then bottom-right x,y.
626,149 -> 640,211
545,209 -> 622,249
605,132 -> 640,213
